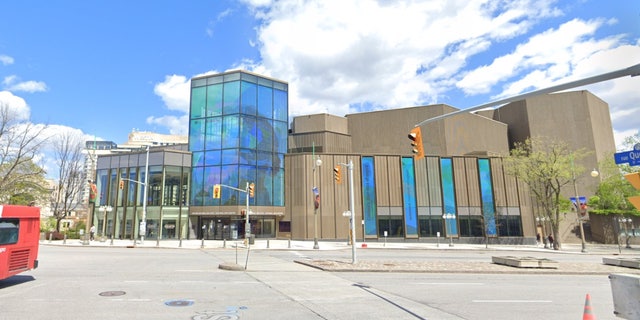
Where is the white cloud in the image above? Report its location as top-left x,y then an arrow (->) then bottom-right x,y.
0,90 -> 30,120
3,75 -> 48,93
146,114 -> 188,136
153,75 -> 190,113
0,55 -> 14,65
147,0 -> 639,149
246,0 -> 563,117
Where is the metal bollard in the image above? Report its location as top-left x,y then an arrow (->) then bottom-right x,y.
223,239 -> 226,248
110,236 -> 114,246
267,239 -> 270,248
288,239 -> 291,248
201,238 -> 205,248
179,238 -> 182,247
63,234 -> 67,245
156,237 -> 160,247
48,233 -> 53,243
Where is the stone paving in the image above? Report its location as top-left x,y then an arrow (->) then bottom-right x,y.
295,258 -> 640,275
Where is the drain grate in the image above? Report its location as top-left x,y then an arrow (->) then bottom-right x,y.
99,291 -> 126,297
165,299 -> 194,307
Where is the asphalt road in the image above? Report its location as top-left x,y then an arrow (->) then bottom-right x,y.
0,243 -> 635,319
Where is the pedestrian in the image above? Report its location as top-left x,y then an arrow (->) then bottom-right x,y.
536,233 -> 541,245
547,234 -> 554,247
90,225 -> 96,241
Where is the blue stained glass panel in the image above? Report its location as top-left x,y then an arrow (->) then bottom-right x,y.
222,115 -> 239,149
241,81 -> 257,116
361,157 -> 377,236
273,168 -> 284,206
478,159 -> 497,236
206,84 -> 223,117
223,81 -> 240,114
190,87 -> 206,119
240,116 -> 257,149
401,157 -> 419,237
189,119 -> 205,152
257,85 -> 272,119
273,89 -> 288,121
205,117 -> 222,150
440,158 -> 458,235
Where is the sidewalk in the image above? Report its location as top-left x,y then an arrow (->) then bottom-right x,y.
41,238 -> 640,274
41,237 -> 640,255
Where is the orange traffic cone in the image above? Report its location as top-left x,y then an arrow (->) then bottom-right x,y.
583,293 -> 596,320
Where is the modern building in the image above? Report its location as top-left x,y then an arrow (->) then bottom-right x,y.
93,145 -> 191,240
188,70 -> 289,240
87,70 -> 615,245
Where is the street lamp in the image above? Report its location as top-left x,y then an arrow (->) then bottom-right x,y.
571,157 -> 598,253
313,153 -> 322,250
535,216 -> 549,248
442,213 -> 455,247
99,205 -> 113,240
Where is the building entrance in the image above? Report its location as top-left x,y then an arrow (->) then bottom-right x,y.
200,218 -> 239,240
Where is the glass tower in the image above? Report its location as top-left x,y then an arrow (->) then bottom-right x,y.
189,70 -> 288,211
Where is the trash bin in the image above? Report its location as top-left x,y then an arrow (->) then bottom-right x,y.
249,234 -> 255,245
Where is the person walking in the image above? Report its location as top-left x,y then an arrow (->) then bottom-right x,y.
547,234 -> 554,248
90,225 -> 96,241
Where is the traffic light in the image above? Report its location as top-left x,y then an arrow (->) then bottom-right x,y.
408,127 -> 424,160
213,184 -> 221,199
119,180 -> 124,190
248,183 -> 255,198
334,166 -> 341,183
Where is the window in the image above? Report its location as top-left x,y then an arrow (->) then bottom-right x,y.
0,219 -> 19,245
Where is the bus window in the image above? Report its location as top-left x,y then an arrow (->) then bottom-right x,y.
0,219 -> 19,245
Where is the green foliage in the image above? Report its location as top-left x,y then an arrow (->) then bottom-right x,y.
588,154 -> 639,215
503,136 -> 590,249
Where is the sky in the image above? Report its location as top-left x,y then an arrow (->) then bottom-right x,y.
0,0 -> 639,178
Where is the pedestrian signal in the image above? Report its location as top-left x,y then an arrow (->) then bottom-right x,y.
213,184 -> 221,199
119,180 -> 124,190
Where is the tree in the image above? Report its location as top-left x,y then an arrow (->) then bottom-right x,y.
503,136 -> 589,250
50,130 -> 87,232
0,103 -> 49,204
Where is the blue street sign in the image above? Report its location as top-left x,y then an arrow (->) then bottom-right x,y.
614,143 -> 640,166
570,196 -> 587,206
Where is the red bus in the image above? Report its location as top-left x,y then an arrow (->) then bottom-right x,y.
0,205 -> 40,280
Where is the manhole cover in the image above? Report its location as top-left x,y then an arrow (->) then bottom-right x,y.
99,291 -> 126,297
165,299 -> 194,307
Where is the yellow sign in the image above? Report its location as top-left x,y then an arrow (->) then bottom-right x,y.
624,173 -> 640,210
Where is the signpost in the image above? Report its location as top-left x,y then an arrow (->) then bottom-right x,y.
614,144 -> 640,166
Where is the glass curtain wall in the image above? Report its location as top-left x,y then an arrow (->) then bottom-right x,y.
189,71 -> 288,228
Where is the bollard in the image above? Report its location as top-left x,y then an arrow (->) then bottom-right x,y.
156,237 -> 160,247
223,239 -> 226,248
48,233 -> 53,243
288,239 -> 291,248
267,239 -> 270,248
110,236 -> 114,246
179,238 -> 182,247
63,234 -> 67,245
201,238 -> 205,248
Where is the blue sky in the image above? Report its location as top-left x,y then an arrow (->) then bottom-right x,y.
0,0 -> 639,177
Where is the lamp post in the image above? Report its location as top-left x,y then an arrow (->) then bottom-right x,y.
312,143 -> 322,250
442,213 -> 455,247
99,205 -> 113,240
536,216 -> 548,248
571,156 -> 599,253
